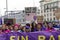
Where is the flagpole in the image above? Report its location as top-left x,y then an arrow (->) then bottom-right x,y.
6,0 -> 8,15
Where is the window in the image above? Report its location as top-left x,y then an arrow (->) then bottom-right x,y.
50,13 -> 52,16
44,10 -> 46,12
47,18 -> 49,21
41,10 -> 43,13
44,4 -> 47,9
51,4 -> 53,8
44,19 -> 46,21
46,5 -> 49,9
47,9 -> 50,12
23,19 -> 25,22
32,7 -> 36,13
50,18 -> 52,21
44,14 -> 46,17
53,7 -> 57,11
53,17 -> 55,20
50,9 -> 51,12
53,13 -> 55,16
53,8 -> 55,11
54,8 -> 57,10
48,4 -> 50,8
54,2 -> 58,7
47,14 -> 49,16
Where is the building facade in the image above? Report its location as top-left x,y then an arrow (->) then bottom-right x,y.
25,7 -> 40,23
40,0 -> 60,21
2,7 -> 40,24
2,10 -> 26,24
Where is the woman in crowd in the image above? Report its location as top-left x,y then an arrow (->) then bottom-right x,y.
5,25 -> 10,33
2,24 -> 6,32
43,22 -> 48,27
13,24 -> 20,32
31,22 -> 37,32
34,23 -> 43,31
53,21 -> 60,30
25,26 -> 31,32
25,23 -> 31,32
9,25 -> 14,32
19,26 -> 25,32
46,22 -> 55,31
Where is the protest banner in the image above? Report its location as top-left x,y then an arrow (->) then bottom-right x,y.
0,31 -> 60,40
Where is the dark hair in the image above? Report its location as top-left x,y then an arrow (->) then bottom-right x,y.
31,22 -> 36,32
43,21 -> 48,24
26,23 -> 30,26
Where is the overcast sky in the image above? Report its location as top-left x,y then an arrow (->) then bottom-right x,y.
0,0 -> 40,16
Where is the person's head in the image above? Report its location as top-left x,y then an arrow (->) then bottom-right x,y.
48,22 -> 53,28
44,22 -> 48,28
20,26 -> 25,32
14,24 -> 19,31
26,23 -> 31,28
26,23 -> 30,27
25,26 -> 31,32
31,22 -> 36,28
55,20 -> 59,25
6,26 -> 9,29
2,24 -> 6,30
9,25 -> 13,30
37,23 -> 42,29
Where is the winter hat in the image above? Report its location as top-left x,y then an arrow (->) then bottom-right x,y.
14,24 -> 19,27
25,26 -> 30,29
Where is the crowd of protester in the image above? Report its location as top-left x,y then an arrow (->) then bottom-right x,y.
0,21 -> 60,34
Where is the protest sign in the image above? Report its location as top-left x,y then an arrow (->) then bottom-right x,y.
0,31 -> 60,40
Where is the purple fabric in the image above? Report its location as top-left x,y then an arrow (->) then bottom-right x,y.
33,16 -> 37,20
25,26 -> 30,29
0,31 -> 60,40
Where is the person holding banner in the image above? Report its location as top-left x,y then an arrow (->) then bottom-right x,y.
25,23 -> 31,32
2,24 -> 7,33
13,24 -> 20,32
34,23 -> 43,31
31,22 -> 37,32
5,26 -> 10,33
9,25 -> 14,32
46,22 -> 55,31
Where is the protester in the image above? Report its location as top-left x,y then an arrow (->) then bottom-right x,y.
5,25 -> 10,33
25,23 -> 31,32
53,21 -> 60,30
33,23 -> 43,31
9,25 -> 14,32
25,26 -> 31,32
13,24 -> 20,32
31,22 -> 37,32
1,20 -> 60,33
19,26 -> 25,32
43,22 -> 48,28
2,24 -> 6,32
46,22 -> 55,31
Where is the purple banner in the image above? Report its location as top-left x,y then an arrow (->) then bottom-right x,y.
0,31 -> 60,40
